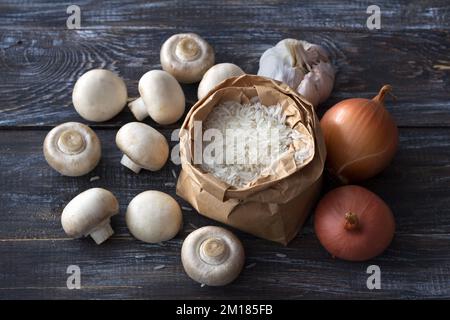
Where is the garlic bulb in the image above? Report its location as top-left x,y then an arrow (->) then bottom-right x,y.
258,39 -> 335,107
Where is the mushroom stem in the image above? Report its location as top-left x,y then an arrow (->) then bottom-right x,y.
120,154 -> 142,173
199,238 -> 229,265
128,97 -> 148,121
89,220 -> 114,244
176,37 -> 200,61
344,212 -> 359,231
57,130 -> 86,155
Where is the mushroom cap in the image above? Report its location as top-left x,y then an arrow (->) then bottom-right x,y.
61,188 -> 119,238
116,122 -> 169,171
43,122 -> 101,176
138,70 -> 186,125
72,69 -> 128,122
197,63 -> 245,100
181,226 -> 245,286
160,33 -> 215,83
126,190 -> 182,243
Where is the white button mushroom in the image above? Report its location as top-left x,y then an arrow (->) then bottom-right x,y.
128,70 -> 185,124
115,122 -> 169,174
181,226 -> 245,286
160,33 -> 215,83
61,188 -> 119,244
43,122 -> 101,176
197,63 -> 245,100
126,190 -> 182,243
72,69 -> 128,122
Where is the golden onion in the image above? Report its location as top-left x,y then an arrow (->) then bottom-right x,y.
320,85 -> 398,183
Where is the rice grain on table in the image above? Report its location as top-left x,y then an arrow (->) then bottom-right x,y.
164,182 -> 176,187
153,264 -> 166,270
188,223 -> 198,230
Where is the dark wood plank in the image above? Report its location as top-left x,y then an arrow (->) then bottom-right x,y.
0,127 -> 449,299
1,233 -> 449,299
1,0 -> 449,301
0,29 -> 449,127
0,0 -> 449,31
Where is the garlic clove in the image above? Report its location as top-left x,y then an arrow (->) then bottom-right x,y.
258,44 -> 305,88
278,39 -> 310,72
298,61 -> 335,105
301,41 -> 330,65
297,73 -> 320,107
313,62 -> 335,103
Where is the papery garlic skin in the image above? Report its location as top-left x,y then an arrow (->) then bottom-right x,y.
298,62 -> 335,106
257,40 -> 307,89
258,39 -> 335,107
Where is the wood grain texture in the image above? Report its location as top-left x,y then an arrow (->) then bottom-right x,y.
0,0 -> 449,300
1,233 -> 449,299
0,29 -> 449,127
0,0 -> 449,31
0,128 -> 449,240
0,128 -> 449,299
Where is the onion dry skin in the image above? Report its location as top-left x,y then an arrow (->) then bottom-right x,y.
320,85 -> 398,183
314,185 -> 395,261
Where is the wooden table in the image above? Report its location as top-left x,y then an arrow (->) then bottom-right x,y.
0,0 -> 449,299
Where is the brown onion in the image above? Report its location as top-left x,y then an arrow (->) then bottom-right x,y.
320,85 -> 398,183
314,185 -> 395,261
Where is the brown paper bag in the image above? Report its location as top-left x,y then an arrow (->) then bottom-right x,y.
176,74 -> 326,245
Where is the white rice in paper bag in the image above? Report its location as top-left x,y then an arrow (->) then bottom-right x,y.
201,98 -> 314,188
177,74 -> 326,245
